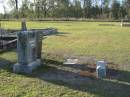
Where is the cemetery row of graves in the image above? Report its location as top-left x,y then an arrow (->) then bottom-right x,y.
0,21 -> 130,97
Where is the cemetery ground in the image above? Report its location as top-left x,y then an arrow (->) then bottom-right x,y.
0,21 -> 130,97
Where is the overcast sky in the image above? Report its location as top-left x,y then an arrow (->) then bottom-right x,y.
0,0 -> 123,14
0,0 -> 23,14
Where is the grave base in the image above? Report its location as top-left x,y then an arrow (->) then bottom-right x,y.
13,59 -> 41,74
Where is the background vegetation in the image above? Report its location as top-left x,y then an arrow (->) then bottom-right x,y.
1,0 -> 130,20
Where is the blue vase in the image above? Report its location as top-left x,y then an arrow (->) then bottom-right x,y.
96,61 -> 106,78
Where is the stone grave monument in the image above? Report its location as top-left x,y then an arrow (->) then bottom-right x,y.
13,30 -> 43,74
13,19 -> 43,74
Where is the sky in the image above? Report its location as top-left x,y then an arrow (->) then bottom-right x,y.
0,0 -> 22,14
0,0 -> 123,14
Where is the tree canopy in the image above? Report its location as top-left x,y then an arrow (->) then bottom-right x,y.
0,0 -> 130,20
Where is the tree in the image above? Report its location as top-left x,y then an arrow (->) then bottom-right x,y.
119,6 -> 127,19
72,0 -> 82,18
0,0 -> 128,20
83,0 -> 92,18
19,0 -> 30,18
124,0 -> 130,19
34,0 -> 56,18
111,0 -> 121,19
91,5 -> 100,18
52,0 -> 70,18
0,0 -> 8,18
102,0 -> 110,13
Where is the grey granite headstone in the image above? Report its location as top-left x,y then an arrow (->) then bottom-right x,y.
13,31 -> 42,74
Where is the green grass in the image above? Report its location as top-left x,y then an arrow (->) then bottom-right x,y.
0,21 -> 130,97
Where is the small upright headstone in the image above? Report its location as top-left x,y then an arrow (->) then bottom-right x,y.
120,19 -> 123,27
96,60 -> 106,78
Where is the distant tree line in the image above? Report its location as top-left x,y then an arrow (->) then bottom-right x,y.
1,0 -> 130,20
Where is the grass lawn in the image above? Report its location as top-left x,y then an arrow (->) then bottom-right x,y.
0,21 -> 130,97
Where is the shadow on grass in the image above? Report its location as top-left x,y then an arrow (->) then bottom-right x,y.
0,57 -> 130,97
99,24 -> 117,26
44,59 -> 130,82
38,66 -> 130,97
0,57 -> 14,71
35,58 -> 130,97
0,49 -> 16,54
46,31 -> 69,37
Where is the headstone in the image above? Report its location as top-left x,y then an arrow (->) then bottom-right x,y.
96,60 -> 106,78
13,31 -> 42,74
